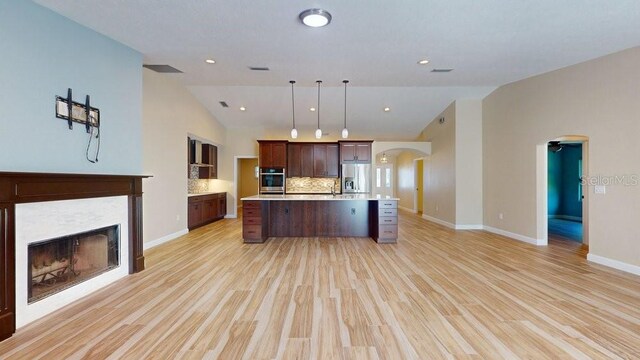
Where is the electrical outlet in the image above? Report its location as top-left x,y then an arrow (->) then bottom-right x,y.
499,213 -> 504,220
435,204 -> 439,212
176,214 -> 180,221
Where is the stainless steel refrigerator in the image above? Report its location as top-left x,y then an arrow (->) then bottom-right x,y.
342,164 -> 371,194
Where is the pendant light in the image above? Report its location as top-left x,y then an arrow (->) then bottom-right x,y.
315,80 -> 322,139
381,152 -> 388,164
289,80 -> 298,139
342,79 -> 349,139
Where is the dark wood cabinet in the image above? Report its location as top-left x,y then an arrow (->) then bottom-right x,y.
0,203 -> 15,341
188,193 -> 226,230
199,144 -> 218,179
242,200 -> 268,242
287,143 -> 339,178
287,143 -> 314,178
313,144 -> 339,177
340,141 -> 372,164
259,140 -> 287,168
265,200 -> 369,238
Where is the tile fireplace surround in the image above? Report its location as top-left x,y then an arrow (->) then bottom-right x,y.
0,172 -> 148,341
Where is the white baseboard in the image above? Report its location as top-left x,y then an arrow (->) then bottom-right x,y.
225,214 -> 237,219
421,214 -> 456,229
398,206 -> 417,213
144,229 -> 188,250
587,254 -> 640,276
455,224 -> 484,230
483,225 -> 546,246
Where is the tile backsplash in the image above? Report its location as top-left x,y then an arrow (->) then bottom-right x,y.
286,177 -> 341,194
188,179 -> 209,194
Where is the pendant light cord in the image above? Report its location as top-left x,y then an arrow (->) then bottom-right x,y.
343,80 -> 348,129
290,80 -> 296,129
316,80 -> 322,130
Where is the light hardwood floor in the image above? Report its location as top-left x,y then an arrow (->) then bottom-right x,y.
2,210 -> 640,359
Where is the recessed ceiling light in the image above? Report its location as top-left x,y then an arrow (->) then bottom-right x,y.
205,59 -> 216,64
239,107 -> 246,111
299,9 -> 332,27
310,107 -> 316,112
417,59 -> 430,65
384,107 -> 391,112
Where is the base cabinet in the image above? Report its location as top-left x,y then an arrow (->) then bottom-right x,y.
371,200 -> 398,243
188,193 -> 227,230
242,200 -> 268,242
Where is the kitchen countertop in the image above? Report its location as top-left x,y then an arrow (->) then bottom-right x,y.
241,194 -> 399,201
188,192 -> 225,197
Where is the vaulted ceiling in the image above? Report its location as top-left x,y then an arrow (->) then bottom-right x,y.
34,0 -> 640,140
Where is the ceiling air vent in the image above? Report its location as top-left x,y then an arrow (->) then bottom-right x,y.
219,101 -> 229,108
431,68 -> 453,73
143,64 -> 183,73
248,66 -> 270,71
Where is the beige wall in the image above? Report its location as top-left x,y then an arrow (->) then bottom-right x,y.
421,102 -> 457,225
238,158 -> 259,200
455,99 -> 483,226
483,47 -> 640,266
395,151 -> 421,211
142,69 -> 226,244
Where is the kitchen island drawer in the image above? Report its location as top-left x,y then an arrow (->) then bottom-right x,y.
379,216 -> 397,225
243,216 -> 262,225
243,224 -> 263,241
379,208 -> 397,217
378,224 -> 398,241
378,200 -> 397,209
243,201 -> 261,209
243,208 -> 262,217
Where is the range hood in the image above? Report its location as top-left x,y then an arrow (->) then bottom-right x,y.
191,139 -> 204,164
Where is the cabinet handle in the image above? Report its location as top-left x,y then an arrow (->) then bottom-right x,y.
384,231 -> 393,234
384,211 -> 392,214
384,219 -> 392,222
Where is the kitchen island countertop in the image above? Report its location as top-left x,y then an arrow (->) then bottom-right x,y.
241,194 -> 399,201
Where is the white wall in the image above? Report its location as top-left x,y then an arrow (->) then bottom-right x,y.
421,103 -> 457,225
483,47 -> 640,267
142,69 -> 226,244
455,100 -> 483,226
0,0 -> 142,174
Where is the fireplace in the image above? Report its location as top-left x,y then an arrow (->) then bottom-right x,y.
28,225 -> 120,303
0,172 -> 146,341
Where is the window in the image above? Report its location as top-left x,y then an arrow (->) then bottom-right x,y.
376,168 -> 381,188
385,168 -> 391,188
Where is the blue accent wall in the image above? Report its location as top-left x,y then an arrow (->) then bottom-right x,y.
0,0 -> 142,174
548,145 -> 582,219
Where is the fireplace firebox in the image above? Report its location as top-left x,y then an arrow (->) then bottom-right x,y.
28,225 -> 120,303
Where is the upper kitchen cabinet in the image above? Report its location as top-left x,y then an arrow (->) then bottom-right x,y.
288,143 -> 314,177
199,143 -> 218,179
339,141 -> 372,164
313,143 -> 339,177
258,140 -> 287,168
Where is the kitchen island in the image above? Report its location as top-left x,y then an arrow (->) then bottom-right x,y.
241,194 -> 398,243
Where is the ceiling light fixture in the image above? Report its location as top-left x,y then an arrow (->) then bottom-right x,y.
417,59 -> 430,65
384,107 -> 390,112
309,107 -> 316,112
299,9 -> 332,27
205,59 -> 216,64
315,80 -> 322,139
381,153 -> 388,164
342,80 -> 349,139
289,80 -> 297,139
239,107 -> 246,111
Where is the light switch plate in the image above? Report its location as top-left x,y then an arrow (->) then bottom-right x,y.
594,185 -> 606,194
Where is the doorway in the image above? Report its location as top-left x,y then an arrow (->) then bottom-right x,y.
537,135 -> 589,247
414,159 -> 424,214
234,156 -> 259,217
547,142 -> 583,242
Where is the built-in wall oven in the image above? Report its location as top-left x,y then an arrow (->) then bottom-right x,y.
260,168 -> 285,194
